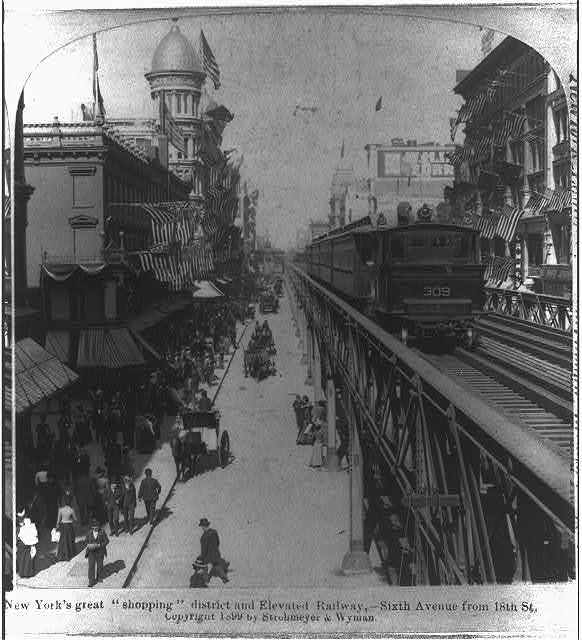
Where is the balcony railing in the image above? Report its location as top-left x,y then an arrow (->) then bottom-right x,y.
42,248 -> 129,265
552,140 -> 570,160
42,252 -> 105,265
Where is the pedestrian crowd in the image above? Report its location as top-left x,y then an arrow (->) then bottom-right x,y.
160,304 -> 239,405
15,300 -> 242,581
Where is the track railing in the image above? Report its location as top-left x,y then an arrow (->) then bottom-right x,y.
289,265 -> 574,585
484,287 -> 573,332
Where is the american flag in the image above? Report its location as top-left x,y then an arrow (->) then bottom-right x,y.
475,215 -> 497,240
495,203 -> 523,242
472,135 -> 492,160
494,112 -> 527,147
200,30 -> 220,90
159,92 -> 185,153
484,256 -> 515,284
544,186 -> 571,214
524,191 -> 550,216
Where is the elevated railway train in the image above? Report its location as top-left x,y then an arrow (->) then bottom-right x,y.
303,207 -> 484,348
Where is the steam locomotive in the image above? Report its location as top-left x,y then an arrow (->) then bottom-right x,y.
304,205 -> 484,348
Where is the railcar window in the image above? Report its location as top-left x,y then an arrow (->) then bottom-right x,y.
355,235 -> 377,265
390,230 -> 477,262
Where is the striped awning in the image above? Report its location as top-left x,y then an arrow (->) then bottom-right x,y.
192,280 -> 224,299
77,328 -> 146,369
130,297 -> 190,332
44,330 -> 71,364
5,338 -> 79,414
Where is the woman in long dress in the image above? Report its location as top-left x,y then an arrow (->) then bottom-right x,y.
309,423 -> 324,468
17,515 -> 38,578
56,495 -> 77,561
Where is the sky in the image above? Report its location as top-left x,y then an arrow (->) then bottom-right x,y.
7,9 -> 489,248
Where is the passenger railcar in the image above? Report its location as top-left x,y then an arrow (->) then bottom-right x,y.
306,217 -> 377,308
303,214 -> 484,348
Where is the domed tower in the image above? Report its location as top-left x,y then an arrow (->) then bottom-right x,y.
145,20 -> 206,198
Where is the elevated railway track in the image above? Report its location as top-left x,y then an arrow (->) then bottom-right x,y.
288,265 -> 574,585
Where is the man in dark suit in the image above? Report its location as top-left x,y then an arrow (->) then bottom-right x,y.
85,518 -> 109,587
138,468 -> 161,525
121,476 -> 136,534
199,518 -> 229,583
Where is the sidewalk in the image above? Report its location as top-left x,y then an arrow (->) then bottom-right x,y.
18,319 -> 250,588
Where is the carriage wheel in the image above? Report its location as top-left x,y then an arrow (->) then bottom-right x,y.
219,431 -> 230,468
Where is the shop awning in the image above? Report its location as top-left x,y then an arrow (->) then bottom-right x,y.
130,329 -> 164,363
192,280 -> 224,299
5,338 -> 79,414
129,297 -> 191,332
44,330 -> 71,363
77,328 -> 146,369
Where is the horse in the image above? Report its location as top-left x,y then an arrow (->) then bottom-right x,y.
180,431 -> 207,479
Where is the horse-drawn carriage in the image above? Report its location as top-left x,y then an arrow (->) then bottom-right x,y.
273,278 -> 284,297
172,409 -> 231,480
259,290 -> 278,314
243,347 -> 276,380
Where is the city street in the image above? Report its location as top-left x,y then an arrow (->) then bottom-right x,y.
132,292 -> 381,588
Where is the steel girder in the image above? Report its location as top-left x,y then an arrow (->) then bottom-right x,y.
484,287 -> 573,332
288,267 -> 574,585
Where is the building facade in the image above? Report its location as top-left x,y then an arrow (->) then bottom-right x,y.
365,139 -> 455,226
23,119 -> 190,297
329,166 -> 369,229
451,36 -> 572,295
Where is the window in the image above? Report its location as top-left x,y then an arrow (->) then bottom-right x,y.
528,174 -> 545,196
526,96 -> 544,131
553,106 -> 569,144
510,141 -> 524,166
176,93 -> 182,113
527,233 -> 544,266
529,141 -> 545,173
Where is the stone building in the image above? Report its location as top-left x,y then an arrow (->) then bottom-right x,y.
450,36 -> 572,296
365,138 -> 455,226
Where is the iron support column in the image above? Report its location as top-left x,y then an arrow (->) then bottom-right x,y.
341,391 -> 371,575
326,378 -> 339,471
305,320 -> 313,386
313,333 -> 324,402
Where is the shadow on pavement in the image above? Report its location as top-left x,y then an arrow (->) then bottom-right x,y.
100,559 -> 126,581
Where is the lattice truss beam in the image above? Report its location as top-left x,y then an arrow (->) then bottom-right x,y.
290,267 -> 574,585
484,288 -> 572,332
